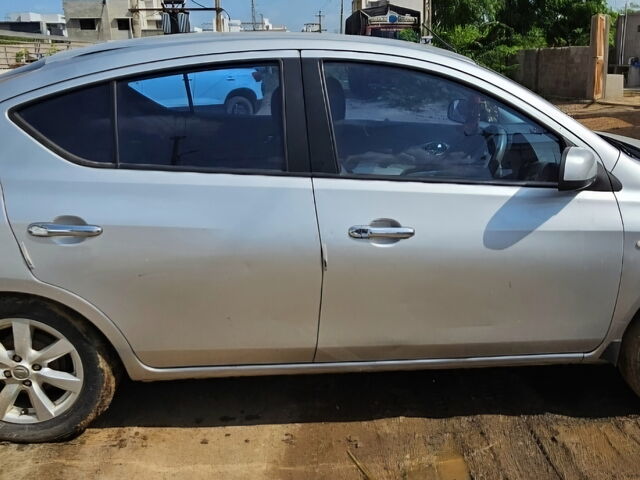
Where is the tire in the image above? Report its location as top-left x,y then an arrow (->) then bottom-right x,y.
0,296 -> 118,443
619,319 -> 640,397
224,95 -> 255,115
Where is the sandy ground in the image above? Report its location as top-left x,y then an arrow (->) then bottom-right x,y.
3,103 -> 640,480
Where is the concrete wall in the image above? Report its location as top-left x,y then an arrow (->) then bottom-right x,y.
511,46 -> 592,99
616,13 -> 640,65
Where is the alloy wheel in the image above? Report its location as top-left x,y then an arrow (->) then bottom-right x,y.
0,318 -> 84,424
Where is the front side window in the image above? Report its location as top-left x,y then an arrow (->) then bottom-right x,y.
323,62 -> 563,184
117,63 -> 285,171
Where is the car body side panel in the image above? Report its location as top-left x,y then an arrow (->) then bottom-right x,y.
606,154 -> 640,343
312,179 -> 623,361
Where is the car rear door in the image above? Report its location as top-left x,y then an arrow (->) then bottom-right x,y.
302,52 -> 623,363
0,51 -> 322,368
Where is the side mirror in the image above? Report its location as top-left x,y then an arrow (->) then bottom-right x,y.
447,99 -> 469,123
559,146 -> 598,191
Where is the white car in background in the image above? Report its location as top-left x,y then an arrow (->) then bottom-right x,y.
129,67 -> 264,114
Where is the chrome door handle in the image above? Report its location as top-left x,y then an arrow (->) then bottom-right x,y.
28,223 -> 103,238
348,226 -> 415,240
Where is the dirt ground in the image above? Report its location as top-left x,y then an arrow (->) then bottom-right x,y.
2,366 -> 640,480
558,101 -> 640,139
3,104 -> 640,480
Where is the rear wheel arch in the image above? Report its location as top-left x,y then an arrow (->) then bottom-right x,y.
0,292 -> 124,376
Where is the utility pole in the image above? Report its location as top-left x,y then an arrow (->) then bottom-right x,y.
215,0 -> 223,32
316,10 -> 325,33
622,0 -> 629,64
251,0 -> 257,31
340,0 -> 344,34
423,0 -> 432,36
131,0 -> 142,38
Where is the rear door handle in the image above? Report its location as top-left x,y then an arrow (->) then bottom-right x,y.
348,226 -> 415,240
28,223 -> 103,238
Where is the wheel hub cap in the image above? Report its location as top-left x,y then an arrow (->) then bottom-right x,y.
11,366 -> 29,380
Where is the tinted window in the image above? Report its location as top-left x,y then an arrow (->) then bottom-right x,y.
17,83 -> 115,164
324,62 -> 563,184
117,64 -> 285,171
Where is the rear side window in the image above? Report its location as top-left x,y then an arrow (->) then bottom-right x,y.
16,83 -> 115,164
116,63 -> 286,171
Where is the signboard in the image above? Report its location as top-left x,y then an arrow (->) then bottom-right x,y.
368,11 -> 417,25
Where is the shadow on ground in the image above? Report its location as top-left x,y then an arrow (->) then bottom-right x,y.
93,365 -> 640,429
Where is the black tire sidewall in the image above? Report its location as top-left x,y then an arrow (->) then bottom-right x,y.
225,95 -> 254,115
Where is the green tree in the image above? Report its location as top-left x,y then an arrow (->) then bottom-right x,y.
398,28 -> 420,43
432,0 -> 615,73
498,0 -> 615,46
433,0 -> 504,29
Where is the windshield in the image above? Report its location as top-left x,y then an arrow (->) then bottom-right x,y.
599,134 -> 640,160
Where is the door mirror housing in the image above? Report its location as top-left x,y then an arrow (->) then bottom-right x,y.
559,146 -> 598,191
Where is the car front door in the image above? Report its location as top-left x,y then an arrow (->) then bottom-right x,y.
1,52 -> 322,368
303,54 -> 623,362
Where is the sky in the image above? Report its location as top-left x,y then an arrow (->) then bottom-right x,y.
0,0 -> 346,32
0,0 -> 632,33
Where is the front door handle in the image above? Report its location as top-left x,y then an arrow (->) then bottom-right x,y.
348,226 -> 415,240
28,223 -> 103,238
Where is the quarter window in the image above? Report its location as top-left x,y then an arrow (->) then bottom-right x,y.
323,62 -> 563,184
16,83 -> 115,164
116,63 -> 285,171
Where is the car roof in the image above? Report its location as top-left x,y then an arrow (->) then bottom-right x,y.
0,32 -> 474,102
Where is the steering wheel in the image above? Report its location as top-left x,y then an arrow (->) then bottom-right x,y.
484,124 -> 509,178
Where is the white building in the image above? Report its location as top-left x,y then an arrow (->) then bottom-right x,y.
1,12 -> 67,36
241,17 -> 287,32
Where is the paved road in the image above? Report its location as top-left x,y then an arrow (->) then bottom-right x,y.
2,364 -> 640,479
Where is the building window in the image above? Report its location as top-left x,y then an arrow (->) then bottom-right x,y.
79,19 -> 97,30
117,18 -> 131,31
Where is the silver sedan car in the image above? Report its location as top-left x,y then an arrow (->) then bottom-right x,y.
1,33 -> 640,443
